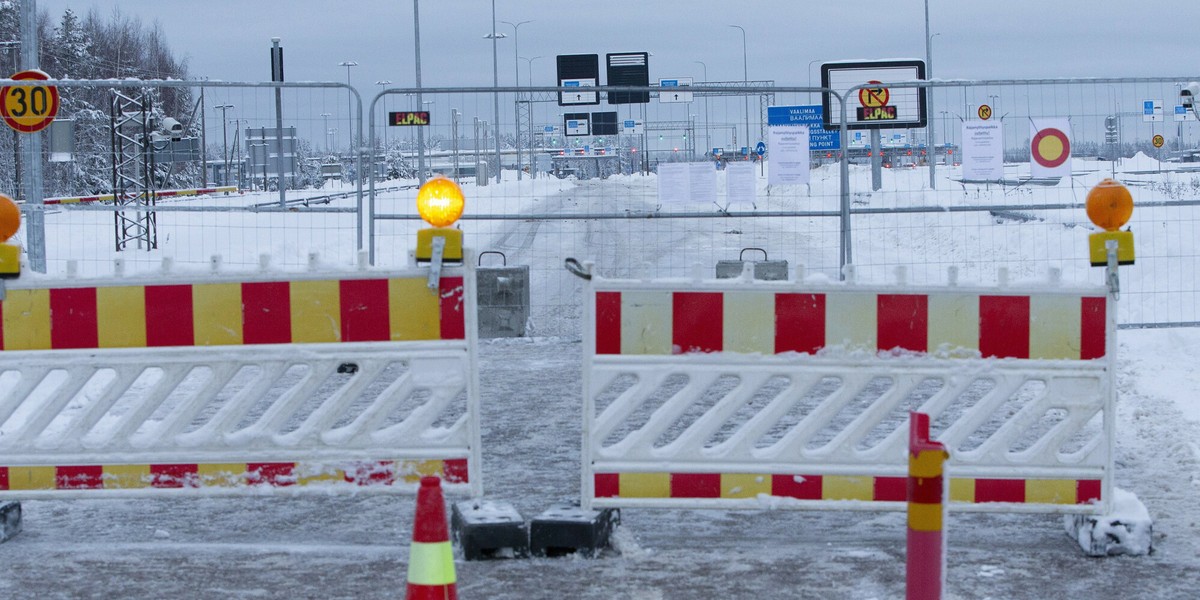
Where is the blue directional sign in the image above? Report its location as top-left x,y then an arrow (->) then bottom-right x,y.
766,104 -> 841,151
755,141 -> 766,156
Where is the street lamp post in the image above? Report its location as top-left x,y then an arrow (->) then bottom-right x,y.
694,60 -> 711,157
730,25 -> 750,157
501,20 -> 532,180
924,0 -> 937,188
376,80 -> 392,152
214,104 -> 234,186
338,60 -> 358,154
319,112 -> 331,154
485,0 -> 505,183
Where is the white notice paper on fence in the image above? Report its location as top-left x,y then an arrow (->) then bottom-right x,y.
657,162 -> 717,204
688,162 -> 717,206
961,121 -> 1004,181
725,162 -> 757,205
657,163 -> 690,204
768,125 -> 810,186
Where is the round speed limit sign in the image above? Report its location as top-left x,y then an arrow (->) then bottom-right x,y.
1,70 -> 60,133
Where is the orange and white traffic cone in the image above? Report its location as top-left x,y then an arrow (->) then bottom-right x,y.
406,476 -> 457,600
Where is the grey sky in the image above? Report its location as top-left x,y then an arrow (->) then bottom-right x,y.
32,0 -> 1200,92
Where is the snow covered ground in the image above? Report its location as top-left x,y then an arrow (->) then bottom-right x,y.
2,161 -> 1200,598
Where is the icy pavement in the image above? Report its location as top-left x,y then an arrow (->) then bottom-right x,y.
1,335 -> 1199,599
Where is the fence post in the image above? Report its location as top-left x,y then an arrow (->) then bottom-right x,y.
907,411 -> 948,600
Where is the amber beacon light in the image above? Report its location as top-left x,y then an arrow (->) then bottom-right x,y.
0,193 -> 21,278
1085,178 -> 1134,266
415,176 -> 464,264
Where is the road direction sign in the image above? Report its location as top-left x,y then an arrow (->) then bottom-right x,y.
766,105 -> 840,151
621,119 -> 643,134
658,77 -> 693,103
755,141 -> 766,156
1176,105 -> 1190,122
560,78 -> 597,105
1142,99 -> 1164,122
1,69 -> 60,133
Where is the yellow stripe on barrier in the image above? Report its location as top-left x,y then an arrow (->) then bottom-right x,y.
618,472 -> 670,498
720,473 -> 771,498
949,477 -> 976,503
399,460 -> 444,483
193,284 -> 243,345
406,541 -> 456,586
2,288 -> 51,350
289,280 -> 341,343
7,466 -> 56,490
197,463 -> 248,486
388,278 -> 440,341
907,501 -> 944,532
103,464 -> 151,488
1025,479 -> 1078,504
825,292 -> 877,351
822,475 -> 874,501
1030,295 -> 1081,359
722,292 -> 775,354
97,286 -> 147,348
621,291 -> 673,355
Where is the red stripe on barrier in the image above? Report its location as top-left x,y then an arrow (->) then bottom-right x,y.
874,475 -> 908,501
145,285 -> 194,347
242,282 -> 292,344
595,292 -> 622,354
979,295 -> 1030,358
50,287 -> 98,349
877,294 -> 928,353
974,478 -> 1025,503
775,293 -> 825,354
906,475 -> 945,504
344,461 -> 396,486
671,473 -> 720,498
0,466 -> 7,490
151,464 -> 199,488
672,292 -> 723,353
1080,296 -> 1107,359
438,276 -> 466,340
405,583 -> 457,600
246,462 -> 295,486
1077,479 -> 1102,504
339,279 -> 390,342
442,458 -> 469,483
594,473 -> 620,498
57,465 -> 103,490
771,474 -> 823,499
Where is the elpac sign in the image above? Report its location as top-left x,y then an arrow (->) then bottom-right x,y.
388,111 -> 430,126
820,60 -> 927,131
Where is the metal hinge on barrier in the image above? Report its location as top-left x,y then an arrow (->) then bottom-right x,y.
427,236 -> 446,290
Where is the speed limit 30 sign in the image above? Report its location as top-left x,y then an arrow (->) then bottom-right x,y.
2,69 -> 60,133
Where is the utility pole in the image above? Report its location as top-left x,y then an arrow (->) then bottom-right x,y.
20,0 -> 45,272
214,104 -> 234,186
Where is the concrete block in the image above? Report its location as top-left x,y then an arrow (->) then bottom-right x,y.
529,501 -> 619,558
716,260 -> 789,281
0,501 -> 21,543
477,264 -> 530,338
451,500 -> 529,560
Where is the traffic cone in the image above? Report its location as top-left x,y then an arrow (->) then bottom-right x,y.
406,476 -> 457,600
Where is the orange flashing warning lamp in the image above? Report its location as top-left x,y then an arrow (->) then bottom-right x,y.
1086,178 -> 1134,267
0,193 -> 21,278
415,176 -> 464,264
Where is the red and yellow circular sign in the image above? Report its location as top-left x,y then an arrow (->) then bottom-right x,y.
858,81 -> 889,108
1,70 -> 60,133
1031,127 -> 1070,168
1152,134 -> 1165,148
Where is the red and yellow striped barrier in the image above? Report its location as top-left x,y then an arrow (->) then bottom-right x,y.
0,459 -> 468,491
592,472 -> 1099,505
43,186 -> 240,205
0,275 -> 465,350
907,412 -> 949,600
595,289 -> 1106,359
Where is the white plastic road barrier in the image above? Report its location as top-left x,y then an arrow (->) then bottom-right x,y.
0,258 -> 481,499
581,266 -> 1114,515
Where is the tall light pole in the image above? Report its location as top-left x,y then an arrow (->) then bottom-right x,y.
924,0 -> 937,189
694,60 -> 711,156
501,19 -> 532,180
214,104 -> 234,186
319,112 -> 331,154
730,25 -> 750,155
338,60 -> 358,153
413,0 -> 426,184
520,56 -> 542,87
486,0 -> 505,183
376,80 -> 392,152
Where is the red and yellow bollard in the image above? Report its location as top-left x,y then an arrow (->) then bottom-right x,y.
907,412 -> 949,600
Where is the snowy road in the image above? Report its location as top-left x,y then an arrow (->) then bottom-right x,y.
2,334 -> 1199,599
